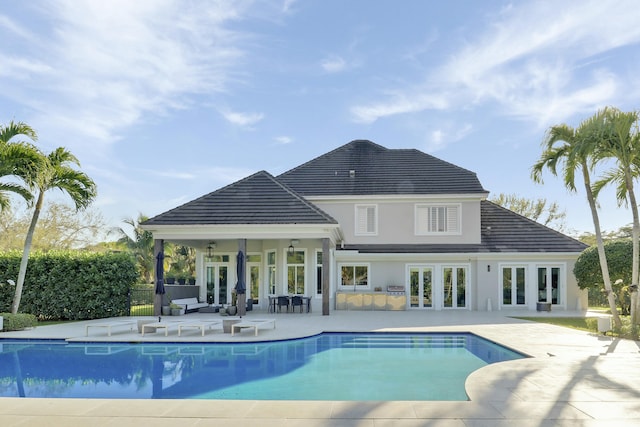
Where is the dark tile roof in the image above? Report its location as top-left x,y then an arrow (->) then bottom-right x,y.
278,139 -> 488,196
143,171 -> 338,226
341,201 -> 588,254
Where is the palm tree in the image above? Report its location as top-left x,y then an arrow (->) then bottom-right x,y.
11,147 -> 97,314
592,107 -> 640,325
0,121 -> 43,211
531,110 -> 622,328
114,214 -> 155,283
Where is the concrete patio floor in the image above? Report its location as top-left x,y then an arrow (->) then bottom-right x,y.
1,309 -> 639,426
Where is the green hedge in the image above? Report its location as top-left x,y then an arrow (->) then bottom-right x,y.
0,313 -> 37,331
573,240 -> 632,314
0,251 -> 138,320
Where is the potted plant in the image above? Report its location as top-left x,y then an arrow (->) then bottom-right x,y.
170,302 -> 184,316
188,277 -> 196,285
165,277 -> 176,284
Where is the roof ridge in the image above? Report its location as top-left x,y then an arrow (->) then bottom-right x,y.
266,173 -> 338,224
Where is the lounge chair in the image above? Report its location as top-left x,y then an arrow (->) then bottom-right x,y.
231,319 -> 276,336
141,320 -> 184,336
85,320 -> 137,337
178,319 -> 223,336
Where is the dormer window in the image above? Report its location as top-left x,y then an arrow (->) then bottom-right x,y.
415,204 -> 460,235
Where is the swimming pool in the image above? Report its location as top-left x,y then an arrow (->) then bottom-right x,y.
0,333 -> 525,401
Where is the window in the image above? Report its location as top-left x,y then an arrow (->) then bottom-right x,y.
287,250 -> 305,294
355,205 -> 377,235
416,204 -> 460,234
316,250 -> 323,295
340,264 -> 369,288
267,251 -> 276,295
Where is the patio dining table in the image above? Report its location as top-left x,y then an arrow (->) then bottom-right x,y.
268,295 -> 311,313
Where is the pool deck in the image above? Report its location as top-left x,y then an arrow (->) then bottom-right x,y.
1,309 -> 639,426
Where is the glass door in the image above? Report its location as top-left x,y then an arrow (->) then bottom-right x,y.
409,266 -> 433,308
205,259 -> 229,305
247,254 -> 261,307
502,266 -> 526,307
537,266 -> 560,305
443,266 -> 467,308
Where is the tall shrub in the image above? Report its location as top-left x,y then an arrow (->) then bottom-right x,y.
0,250 -> 137,320
574,240 -> 632,314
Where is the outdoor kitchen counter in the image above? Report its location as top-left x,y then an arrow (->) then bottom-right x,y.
335,291 -> 406,311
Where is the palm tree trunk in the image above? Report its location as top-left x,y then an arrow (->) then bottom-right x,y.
11,191 -> 44,314
625,171 -> 640,326
582,165 -> 622,328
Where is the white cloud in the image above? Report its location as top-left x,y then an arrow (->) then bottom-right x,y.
0,0 -> 256,145
321,55 -> 347,73
350,0 -> 640,125
351,92 -> 449,124
274,136 -> 293,144
426,123 -> 473,152
220,109 -> 265,127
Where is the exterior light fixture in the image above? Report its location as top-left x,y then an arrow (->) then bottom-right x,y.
288,239 -> 299,255
206,242 -> 216,259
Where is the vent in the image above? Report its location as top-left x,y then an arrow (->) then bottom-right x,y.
349,170 -> 356,178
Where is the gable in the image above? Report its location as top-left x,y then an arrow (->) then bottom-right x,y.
143,171 -> 338,226
278,139 -> 488,196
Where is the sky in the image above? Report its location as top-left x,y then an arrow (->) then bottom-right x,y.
1,0 -> 640,238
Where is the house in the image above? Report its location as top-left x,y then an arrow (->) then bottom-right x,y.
141,139 -> 588,315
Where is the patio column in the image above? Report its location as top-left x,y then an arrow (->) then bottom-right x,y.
153,239 -> 164,316
322,238 -> 330,315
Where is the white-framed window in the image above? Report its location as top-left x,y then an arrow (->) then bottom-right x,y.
355,204 -> 377,235
315,250 -> 323,296
339,263 -> 370,289
266,250 -> 276,295
415,204 -> 460,234
286,249 -> 305,294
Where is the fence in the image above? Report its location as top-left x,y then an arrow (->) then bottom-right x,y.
128,288 -> 155,316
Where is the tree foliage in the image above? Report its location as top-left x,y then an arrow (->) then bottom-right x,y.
11,144 -> 97,314
490,193 -> 567,231
0,121 -> 43,211
0,201 -> 106,251
574,240 -> 633,314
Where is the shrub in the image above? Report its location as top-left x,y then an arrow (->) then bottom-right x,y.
573,239 -> 632,313
0,312 -> 37,331
0,250 -> 138,320
585,317 -> 598,333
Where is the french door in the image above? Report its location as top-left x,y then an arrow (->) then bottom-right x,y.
409,266 -> 433,308
538,266 -> 561,305
443,266 -> 467,308
502,266 -> 526,306
205,262 -> 229,305
247,260 -> 261,306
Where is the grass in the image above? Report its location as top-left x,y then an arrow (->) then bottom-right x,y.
514,317 -> 592,332
515,314 -> 638,340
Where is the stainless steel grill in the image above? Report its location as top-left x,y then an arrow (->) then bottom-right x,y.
386,285 -> 406,295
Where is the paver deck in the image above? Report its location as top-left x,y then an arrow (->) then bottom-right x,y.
1,309 -> 639,426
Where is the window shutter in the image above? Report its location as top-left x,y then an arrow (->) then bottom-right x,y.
447,205 -> 459,232
356,205 -> 376,234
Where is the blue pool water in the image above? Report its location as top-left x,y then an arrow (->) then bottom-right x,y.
0,333 -> 525,401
